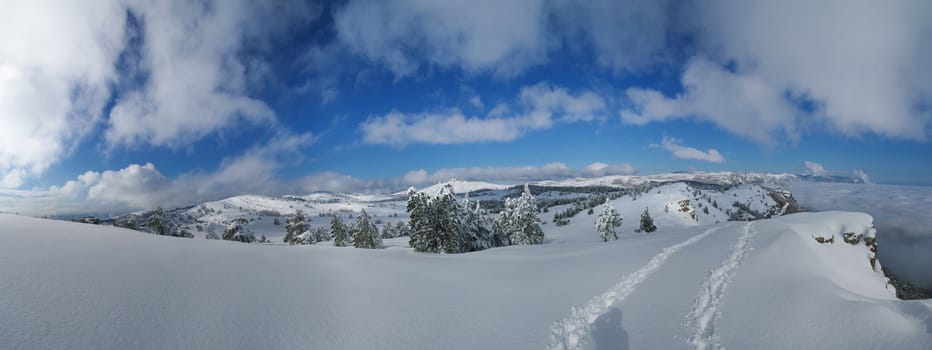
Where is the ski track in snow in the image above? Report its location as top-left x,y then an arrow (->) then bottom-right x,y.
686,222 -> 756,350
548,226 -> 722,350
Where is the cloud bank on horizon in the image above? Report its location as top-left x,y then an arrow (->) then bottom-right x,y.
1,0 -> 930,214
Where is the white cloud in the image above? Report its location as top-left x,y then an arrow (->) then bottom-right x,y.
579,162 -> 640,177
0,132 -> 315,216
360,109 -> 528,145
622,58 -> 798,145
853,169 -> 871,184
804,161 -> 828,176
0,0 -> 125,188
0,0 -> 319,188
659,137 -> 725,163
400,162 -> 637,185
333,0 -> 552,77
106,0 -> 319,148
360,83 -> 607,145
622,1 -> 932,143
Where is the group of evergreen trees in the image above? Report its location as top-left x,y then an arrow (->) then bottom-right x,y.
280,209 -> 385,249
222,218 -> 256,243
144,207 -> 193,238
407,183 -> 543,254
552,194 -> 618,226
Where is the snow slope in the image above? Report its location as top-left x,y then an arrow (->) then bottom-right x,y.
2,209 -> 930,349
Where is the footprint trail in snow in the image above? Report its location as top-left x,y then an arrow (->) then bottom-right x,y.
548,226 -> 722,350
686,222 -> 756,350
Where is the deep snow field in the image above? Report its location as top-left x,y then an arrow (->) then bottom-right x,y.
2,178 -> 932,349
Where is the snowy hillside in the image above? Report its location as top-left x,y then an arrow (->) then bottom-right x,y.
2,210 -> 930,349
105,176 -> 797,244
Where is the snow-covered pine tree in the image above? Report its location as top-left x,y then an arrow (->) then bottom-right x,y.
507,184 -> 544,245
331,215 -> 348,247
113,215 -> 140,231
352,209 -> 383,249
284,210 -> 309,245
434,184 -> 466,253
147,207 -> 167,235
595,202 -> 623,241
394,221 -> 411,237
312,227 -> 330,243
494,197 -> 517,247
381,223 -> 396,239
639,207 -> 657,233
223,219 -> 256,243
407,188 -> 433,252
461,194 -> 492,251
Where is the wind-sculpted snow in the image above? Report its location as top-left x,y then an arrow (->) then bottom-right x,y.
787,181 -> 932,290
548,226 -> 721,350
686,222 -> 756,350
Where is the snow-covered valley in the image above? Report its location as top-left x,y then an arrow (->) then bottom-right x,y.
2,176 -> 931,349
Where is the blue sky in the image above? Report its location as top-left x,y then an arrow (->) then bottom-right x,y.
2,0 -> 932,215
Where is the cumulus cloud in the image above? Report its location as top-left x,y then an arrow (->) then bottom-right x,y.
622,1 -> 932,144
0,0 -> 319,188
360,83 -> 607,145
0,132 -> 315,216
106,0 -> 319,147
658,137 -> 725,163
0,0 -> 125,188
622,58 -> 798,145
804,161 -> 828,176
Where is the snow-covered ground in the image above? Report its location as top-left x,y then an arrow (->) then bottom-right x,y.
788,181 -> 932,290
3,207 -> 931,348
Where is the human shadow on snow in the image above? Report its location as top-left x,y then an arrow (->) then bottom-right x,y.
592,307 -> 629,350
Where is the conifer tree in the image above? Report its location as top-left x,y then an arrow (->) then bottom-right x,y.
596,202 -> 623,241
147,207 -> 167,235
352,209 -> 383,249
407,188 -> 433,252
506,184 -> 544,245
331,215 -> 349,247
223,219 -> 255,243
284,210 -> 309,244
640,207 -> 657,233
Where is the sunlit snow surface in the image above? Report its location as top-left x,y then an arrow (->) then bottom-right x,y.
2,207 -> 931,349
788,181 -> 932,290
